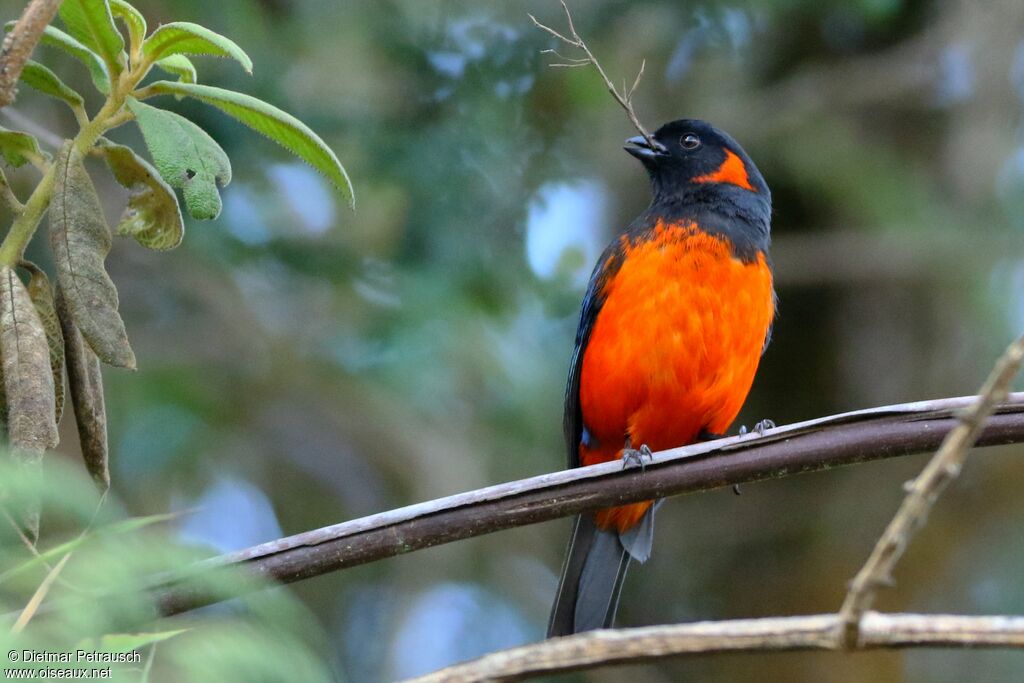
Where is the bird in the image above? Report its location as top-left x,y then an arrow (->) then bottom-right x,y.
547,119 -> 776,637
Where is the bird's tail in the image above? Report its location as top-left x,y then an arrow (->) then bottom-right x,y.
547,514 -> 630,637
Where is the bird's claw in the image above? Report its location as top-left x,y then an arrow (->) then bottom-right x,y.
622,444 -> 654,471
739,419 -> 776,437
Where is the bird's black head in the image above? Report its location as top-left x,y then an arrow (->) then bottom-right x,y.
625,119 -> 770,209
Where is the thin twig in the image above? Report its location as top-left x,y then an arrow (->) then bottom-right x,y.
529,1 -> 662,151
140,643 -> 157,683
0,495 -> 111,596
147,393 -> 1024,617
404,612 -> 1024,682
838,334 -> 1024,647
0,0 -> 62,109
11,551 -> 70,633
1,504 -> 46,564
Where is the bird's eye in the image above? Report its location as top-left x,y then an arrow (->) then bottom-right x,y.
680,133 -> 701,150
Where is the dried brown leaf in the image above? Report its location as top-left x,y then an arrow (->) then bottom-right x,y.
55,287 -> 108,491
49,142 -> 136,369
21,261 -> 65,425
0,267 -> 59,540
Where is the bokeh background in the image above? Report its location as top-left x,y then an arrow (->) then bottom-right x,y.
3,0 -> 1024,680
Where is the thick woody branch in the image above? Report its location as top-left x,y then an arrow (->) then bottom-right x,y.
0,0 -> 62,109
839,334 -> 1024,644
407,337 -> 1024,683
404,613 -> 1024,682
152,392 -> 1024,616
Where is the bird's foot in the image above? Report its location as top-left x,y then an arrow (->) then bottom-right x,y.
622,444 -> 654,471
739,419 -> 776,437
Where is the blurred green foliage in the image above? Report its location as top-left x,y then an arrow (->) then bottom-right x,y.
1,0 -> 1023,681
0,458 -> 335,681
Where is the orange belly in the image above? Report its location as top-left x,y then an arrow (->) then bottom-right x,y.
578,220 -> 775,531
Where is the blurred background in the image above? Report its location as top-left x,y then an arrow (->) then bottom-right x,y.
3,0 -> 1024,680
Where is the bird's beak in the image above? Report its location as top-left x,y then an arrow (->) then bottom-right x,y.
624,135 -> 666,160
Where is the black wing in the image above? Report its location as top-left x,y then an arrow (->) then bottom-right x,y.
562,242 -> 625,469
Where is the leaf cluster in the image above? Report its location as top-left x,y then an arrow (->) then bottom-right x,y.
0,0 -> 354,542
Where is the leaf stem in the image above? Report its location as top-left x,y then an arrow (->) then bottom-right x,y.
0,161 -> 56,266
71,103 -> 89,129
0,48 -> 153,265
131,84 -> 158,101
0,169 -> 26,214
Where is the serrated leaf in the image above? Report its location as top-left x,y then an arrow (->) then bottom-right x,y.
55,287 -> 108,490
0,267 -> 59,541
155,54 -> 196,85
4,22 -> 112,94
21,262 -> 65,426
109,0 -> 146,50
143,81 -> 353,208
126,98 -> 231,220
97,141 -> 184,250
19,61 -> 85,110
0,127 -> 43,168
58,0 -> 125,73
49,142 -> 136,369
142,22 -> 251,74
79,629 -> 187,654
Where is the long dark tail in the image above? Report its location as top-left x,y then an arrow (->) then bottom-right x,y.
547,515 -> 630,637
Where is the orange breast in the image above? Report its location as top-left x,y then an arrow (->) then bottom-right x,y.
578,220 -> 774,531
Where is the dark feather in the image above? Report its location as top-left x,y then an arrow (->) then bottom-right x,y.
547,515 -> 630,636
562,239 -> 624,468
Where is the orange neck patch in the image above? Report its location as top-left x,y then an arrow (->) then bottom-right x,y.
692,149 -> 755,191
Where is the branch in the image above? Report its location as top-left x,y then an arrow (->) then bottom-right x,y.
403,613 -> 1024,682
529,1 -> 662,151
151,392 -> 1024,616
407,337 -> 1024,682
838,334 -> 1024,644
0,0 -> 62,109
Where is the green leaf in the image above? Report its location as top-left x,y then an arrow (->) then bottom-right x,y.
0,267 -> 59,541
127,98 -> 231,220
154,54 -> 196,85
142,22 -> 252,74
21,262 -> 65,426
0,127 -> 43,168
79,629 -> 188,654
19,60 -> 85,110
4,22 -> 112,94
108,0 -> 146,50
58,0 -> 125,73
56,286 -> 109,489
97,140 -> 185,250
49,143 -> 136,369
143,81 -> 354,208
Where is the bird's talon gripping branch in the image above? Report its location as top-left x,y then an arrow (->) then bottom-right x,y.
622,444 -> 654,471
741,419 -> 776,437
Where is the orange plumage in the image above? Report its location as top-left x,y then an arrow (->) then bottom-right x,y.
578,220 -> 775,531
549,118 -> 776,637
692,148 -> 755,191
